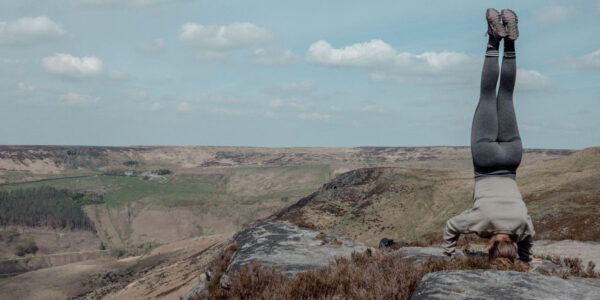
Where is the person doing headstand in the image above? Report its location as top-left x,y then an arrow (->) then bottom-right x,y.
442,8 -> 541,264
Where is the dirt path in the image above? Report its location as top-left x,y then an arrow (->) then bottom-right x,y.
3,174 -> 97,185
0,249 -> 109,263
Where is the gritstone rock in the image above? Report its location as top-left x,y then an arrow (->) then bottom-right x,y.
412,270 -> 600,300
219,220 -> 369,288
534,240 -> 600,272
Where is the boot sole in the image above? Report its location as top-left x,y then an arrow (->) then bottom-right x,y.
501,9 -> 519,40
486,8 -> 507,38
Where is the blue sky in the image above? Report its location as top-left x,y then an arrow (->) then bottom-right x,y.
0,0 -> 598,149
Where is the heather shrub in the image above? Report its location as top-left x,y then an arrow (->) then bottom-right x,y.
15,237 -> 38,256
538,255 -> 600,279
211,248 -> 536,300
206,243 -> 600,300
205,244 -> 238,299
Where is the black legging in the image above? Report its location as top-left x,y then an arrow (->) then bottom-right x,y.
471,53 -> 522,180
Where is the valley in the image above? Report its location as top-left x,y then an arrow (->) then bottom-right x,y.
0,145 -> 594,299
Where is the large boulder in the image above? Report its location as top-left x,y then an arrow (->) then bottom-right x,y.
220,220 -> 369,286
534,240 -> 600,271
180,280 -> 207,300
412,270 -> 600,300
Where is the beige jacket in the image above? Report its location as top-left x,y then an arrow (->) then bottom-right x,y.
442,176 -> 535,261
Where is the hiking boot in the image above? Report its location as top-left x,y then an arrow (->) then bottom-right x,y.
501,9 -> 519,40
486,8 -> 506,42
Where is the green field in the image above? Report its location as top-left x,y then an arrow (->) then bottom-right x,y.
1,164 -> 332,249
1,165 -> 331,210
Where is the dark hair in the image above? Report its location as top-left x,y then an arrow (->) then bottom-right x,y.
489,240 -> 517,262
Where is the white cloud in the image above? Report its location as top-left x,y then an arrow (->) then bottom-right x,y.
325,105 -> 386,114
17,82 -> 35,93
209,107 -> 252,116
280,81 -> 316,93
42,53 -> 104,78
307,40 -> 397,67
75,0 -> 189,7
136,91 -> 148,99
298,112 -> 330,121
533,4 -> 579,24
0,58 -> 19,65
178,22 -> 272,50
177,101 -> 190,111
250,49 -> 297,65
0,16 -> 67,46
59,92 -> 99,106
195,51 -> 228,61
266,81 -> 316,95
108,70 -> 129,80
136,38 -> 166,54
196,93 -> 240,104
516,69 -> 553,92
359,105 -> 384,113
150,102 -> 162,111
559,49 -> 600,71
307,39 -> 478,85
270,99 -> 312,110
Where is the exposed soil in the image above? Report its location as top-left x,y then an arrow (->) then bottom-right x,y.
0,235 -> 227,300
0,226 -> 100,259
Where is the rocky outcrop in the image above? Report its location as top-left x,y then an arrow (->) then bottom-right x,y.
396,246 -> 565,274
534,240 -> 600,271
189,222 -> 599,298
180,276 -> 208,300
412,270 -> 600,300
220,220 -> 369,287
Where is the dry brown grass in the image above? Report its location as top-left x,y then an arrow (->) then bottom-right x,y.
204,244 -> 238,299
209,248 -> 537,300
538,254 -> 600,279
381,233 -> 486,251
292,219 -> 318,230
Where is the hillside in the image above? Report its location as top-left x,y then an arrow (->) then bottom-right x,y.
275,147 -> 600,247
0,146 -> 597,299
0,145 -> 572,183
0,146 -> 581,273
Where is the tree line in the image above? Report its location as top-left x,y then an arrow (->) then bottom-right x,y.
0,186 -> 96,231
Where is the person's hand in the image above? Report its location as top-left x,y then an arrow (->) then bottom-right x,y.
530,257 -> 542,264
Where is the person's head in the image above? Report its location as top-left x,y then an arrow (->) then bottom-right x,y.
488,233 -> 517,262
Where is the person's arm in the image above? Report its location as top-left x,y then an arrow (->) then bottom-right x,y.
442,211 -> 470,256
517,215 -> 535,262
517,235 -> 533,262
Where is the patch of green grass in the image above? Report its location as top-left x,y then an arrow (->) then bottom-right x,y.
1,171 -> 33,181
99,176 -> 217,208
2,175 -> 218,208
1,175 -> 102,192
0,272 -> 24,279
